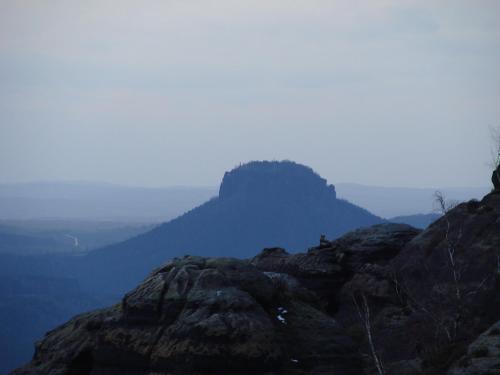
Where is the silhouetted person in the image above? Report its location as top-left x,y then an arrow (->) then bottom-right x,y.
319,234 -> 329,247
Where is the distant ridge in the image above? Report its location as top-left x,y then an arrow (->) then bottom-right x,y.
78,161 -> 383,295
0,182 -> 216,222
388,213 -> 441,229
336,183 -> 489,217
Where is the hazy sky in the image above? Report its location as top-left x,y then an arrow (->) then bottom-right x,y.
1,0 -> 499,188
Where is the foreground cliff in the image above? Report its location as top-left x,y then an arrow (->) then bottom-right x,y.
14,192 -> 500,374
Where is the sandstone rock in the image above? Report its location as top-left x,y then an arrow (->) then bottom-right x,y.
14,256 -> 360,375
448,320 -> 500,374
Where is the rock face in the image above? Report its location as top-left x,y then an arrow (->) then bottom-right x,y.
14,256 -> 362,375
14,193 -> 500,375
448,320 -> 500,375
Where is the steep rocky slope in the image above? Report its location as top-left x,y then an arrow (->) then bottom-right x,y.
14,191 -> 500,374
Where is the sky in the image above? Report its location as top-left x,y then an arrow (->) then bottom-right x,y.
0,0 -> 499,188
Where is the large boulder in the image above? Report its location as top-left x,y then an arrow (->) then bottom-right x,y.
251,224 -> 420,313
375,194 -> 500,373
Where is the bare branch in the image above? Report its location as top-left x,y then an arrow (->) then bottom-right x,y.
352,293 -> 385,375
434,191 -> 462,301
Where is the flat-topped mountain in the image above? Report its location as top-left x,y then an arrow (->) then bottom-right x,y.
77,161 -> 382,296
219,160 -> 337,200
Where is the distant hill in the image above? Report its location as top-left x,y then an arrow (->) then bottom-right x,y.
78,161 -> 383,295
388,213 -> 441,229
0,230 -> 65,255
336,183 -> 489,218
0,182 -> 216,222
2,181 -> 486,222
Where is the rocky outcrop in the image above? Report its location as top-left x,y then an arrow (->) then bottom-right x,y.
251,224 -> 420,313
14,193 -> 500,375
448,320 -> 500,375
386,194 -> 500,368
341,193 -> 500,375
14,256 -> 362,375
493,166 -> 500,191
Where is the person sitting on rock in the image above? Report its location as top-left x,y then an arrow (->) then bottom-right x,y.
319,234 -> 329,247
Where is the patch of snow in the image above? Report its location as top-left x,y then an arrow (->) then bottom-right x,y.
264,271 -> 285,279
290,358 -> 299,363
276,306 -> 288,324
